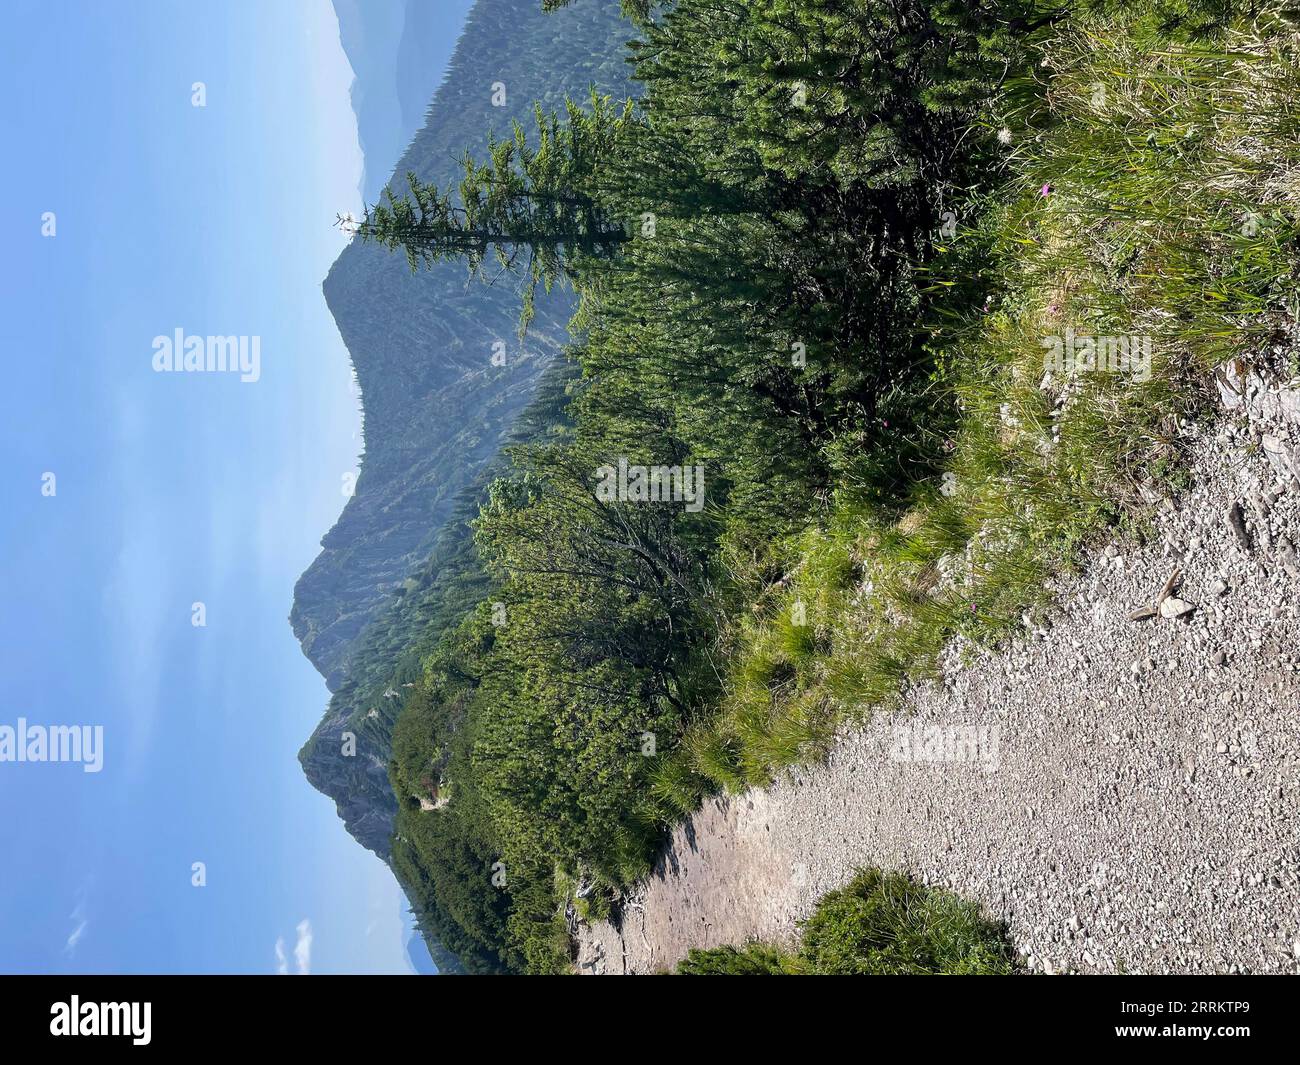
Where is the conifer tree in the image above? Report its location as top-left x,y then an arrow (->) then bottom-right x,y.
347,95 -> 636,329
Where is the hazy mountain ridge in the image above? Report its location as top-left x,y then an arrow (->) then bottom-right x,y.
331,0 -> 407,204
330,0 -> 477,205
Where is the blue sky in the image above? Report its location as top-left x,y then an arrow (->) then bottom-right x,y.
0,0 -> 465,973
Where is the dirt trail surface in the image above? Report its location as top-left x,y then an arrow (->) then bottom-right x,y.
577,367 -> 1300,975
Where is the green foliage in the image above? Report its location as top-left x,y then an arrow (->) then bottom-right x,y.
1074,0 -> 1246,39
701,0 -> 1300,782
676,943 -> 799,975
543,0 -> 653,22
379,0 -> 1048,972
677,869 -> 1015,975
378,0 -> 1300,976
800,869 -> 1015,974
393,804 -> 512,974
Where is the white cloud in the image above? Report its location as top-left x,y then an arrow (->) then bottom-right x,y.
64,898 -> 89,956
293,919 -> 313,975
273,920 -> 313,975
64,920 -> 88,956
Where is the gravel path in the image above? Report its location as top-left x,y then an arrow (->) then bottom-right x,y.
577,366 -> 1300,975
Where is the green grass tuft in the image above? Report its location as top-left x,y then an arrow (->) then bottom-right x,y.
675,868 -> 1015,975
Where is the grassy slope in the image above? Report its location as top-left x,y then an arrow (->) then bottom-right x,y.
659,8 -> 1300,802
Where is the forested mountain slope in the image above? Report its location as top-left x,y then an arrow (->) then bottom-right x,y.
292,0 -> 632,857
